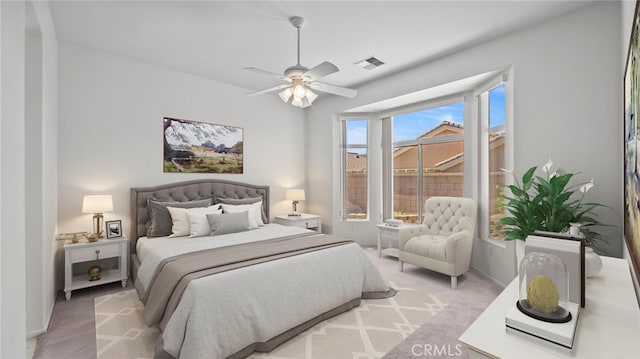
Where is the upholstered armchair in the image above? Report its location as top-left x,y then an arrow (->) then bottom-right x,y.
398,196 -> 477,289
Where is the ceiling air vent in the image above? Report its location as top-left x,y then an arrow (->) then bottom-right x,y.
355,56 -> 385,70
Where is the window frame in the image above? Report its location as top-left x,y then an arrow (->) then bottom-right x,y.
474,74 -> 511,244
381,95 -> 465,221
339,116 -> 371,221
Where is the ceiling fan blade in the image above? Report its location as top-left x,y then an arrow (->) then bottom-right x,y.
308,82 -> 358,98
303,61 -> 339,82
243,67 -> 291,82
247,84 -> 290,96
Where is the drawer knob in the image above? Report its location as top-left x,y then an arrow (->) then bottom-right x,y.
95,249 -> 100,259
305,222 -> 309,228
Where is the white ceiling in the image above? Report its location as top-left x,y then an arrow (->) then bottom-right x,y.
49,1 -> 594,94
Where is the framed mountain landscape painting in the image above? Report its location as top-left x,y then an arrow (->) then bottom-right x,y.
163,117 -> 244,173
624,1 -> 640,283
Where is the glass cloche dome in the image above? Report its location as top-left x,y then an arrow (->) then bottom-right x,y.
517,252 -> 571,323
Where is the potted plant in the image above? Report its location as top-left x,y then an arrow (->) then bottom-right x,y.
498,159 -> 609,275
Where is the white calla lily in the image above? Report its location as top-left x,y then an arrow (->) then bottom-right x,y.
542,158 -> 553,174
580,179 -> 595,193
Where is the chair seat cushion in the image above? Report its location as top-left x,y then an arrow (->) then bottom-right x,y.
404,234 -> 450,262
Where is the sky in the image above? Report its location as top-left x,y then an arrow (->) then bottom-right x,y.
346,84 -> 505,145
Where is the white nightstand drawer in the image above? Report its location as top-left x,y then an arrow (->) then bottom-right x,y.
274,214 -> 322,232
292,217 -> 320,230
70,243 -> 121,263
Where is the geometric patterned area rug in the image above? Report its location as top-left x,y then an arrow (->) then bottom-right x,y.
95,282 -> 446,359
95,290 -> 159,359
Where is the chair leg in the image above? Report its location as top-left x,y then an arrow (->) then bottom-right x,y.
399,260 -> 403,272
451,276 -> 458,289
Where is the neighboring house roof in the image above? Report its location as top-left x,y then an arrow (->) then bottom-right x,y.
346,152 -> 367,172
432,133 -> 504,172
392,121 -> 464,159
416,120 -> 463,139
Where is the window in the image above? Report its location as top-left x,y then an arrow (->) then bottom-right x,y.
390,102 -> 464,223
342,119 -> 368,220
479,83 -> 507,240
336,70 -> 511,242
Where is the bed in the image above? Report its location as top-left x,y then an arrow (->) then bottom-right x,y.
130,179 -> 395,359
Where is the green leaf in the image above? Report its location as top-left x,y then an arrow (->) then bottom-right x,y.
522,166 -> 537,185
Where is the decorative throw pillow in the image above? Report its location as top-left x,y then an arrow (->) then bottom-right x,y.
206,211 -> 251,236
186,207 -> 224,237
216,197 -> 267,225
220,203 -> 259,229
147,198 -> 212,237
167,205 -> 221,237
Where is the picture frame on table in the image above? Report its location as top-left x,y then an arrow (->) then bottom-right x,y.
106,220 -> 122,239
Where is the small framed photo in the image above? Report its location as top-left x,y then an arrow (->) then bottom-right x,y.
106,220 -> 122,239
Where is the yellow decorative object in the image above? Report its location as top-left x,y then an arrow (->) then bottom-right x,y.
88,265 -> 102,281
527,275 -> 560,313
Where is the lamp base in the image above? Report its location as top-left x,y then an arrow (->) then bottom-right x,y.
93,213 -> 104,238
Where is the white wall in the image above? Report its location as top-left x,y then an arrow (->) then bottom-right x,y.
57,44 -> 305,284
306,2 -> 622,286
0,0 -> 58,350
0,1 -> 27,356
25,0 -> 58,338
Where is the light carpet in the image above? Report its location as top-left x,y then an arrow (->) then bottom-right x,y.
95,282 -> 446,359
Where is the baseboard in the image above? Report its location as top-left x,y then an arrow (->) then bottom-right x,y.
26,337 -> 37,359
470,264 -> 507,289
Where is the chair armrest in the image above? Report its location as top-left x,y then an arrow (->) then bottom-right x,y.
446,230 -> 473,270
398,225 -> 429,250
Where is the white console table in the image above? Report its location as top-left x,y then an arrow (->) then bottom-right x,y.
459,257 -> 640,358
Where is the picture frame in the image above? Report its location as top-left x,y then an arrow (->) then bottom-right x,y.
624,0 -> 640,284
106,220 -> 122,239
163,117 -> 244,174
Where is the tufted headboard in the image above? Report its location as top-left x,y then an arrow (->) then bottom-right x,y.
130,179 -> 269,253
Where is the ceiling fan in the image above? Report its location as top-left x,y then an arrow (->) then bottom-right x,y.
244,16 -> 358,108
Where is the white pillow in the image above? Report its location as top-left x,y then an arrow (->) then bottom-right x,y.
220,203 -> 259,229
167,205 -> 220,237
185,206 -> 224,237
166,206 -> 190,237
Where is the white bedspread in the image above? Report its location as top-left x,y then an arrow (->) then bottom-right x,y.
162,242 -> 388,359
136,224 -> 390,359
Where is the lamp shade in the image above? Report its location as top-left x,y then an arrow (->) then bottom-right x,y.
82,195 -> 113,213
285,189 -> 305,201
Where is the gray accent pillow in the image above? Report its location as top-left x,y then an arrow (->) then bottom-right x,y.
216,196 -> 268,224
147,198 -> 212,237
206,211 -> 251,236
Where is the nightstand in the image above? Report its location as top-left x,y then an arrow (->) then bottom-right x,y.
64,236 -> 128,300
274,213 -> 322,232
376,223 -> 419,258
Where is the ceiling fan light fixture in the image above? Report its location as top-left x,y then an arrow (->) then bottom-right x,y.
279,87 -> 293,102
245,15 -> 357,107
293,83 -> 306,99
305,88 -> 318,103
291,97 -> 303,107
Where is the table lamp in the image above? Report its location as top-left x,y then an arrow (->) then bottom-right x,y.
286,189 -> 305,216
82,195 -> 113,238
